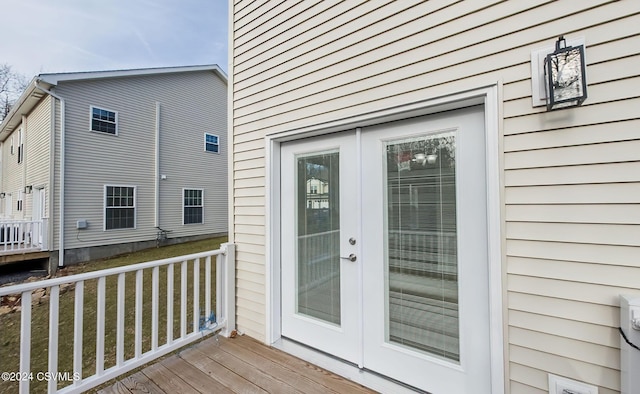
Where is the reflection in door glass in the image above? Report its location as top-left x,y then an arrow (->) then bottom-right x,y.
296,152 -> 341,325
385,131 -> 459,362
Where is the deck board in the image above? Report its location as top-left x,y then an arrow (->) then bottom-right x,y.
99,334 -> 378,394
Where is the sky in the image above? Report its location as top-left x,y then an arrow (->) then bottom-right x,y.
0,0 -> 228,79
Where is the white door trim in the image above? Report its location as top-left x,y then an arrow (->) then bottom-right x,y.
264,84 -> 504,394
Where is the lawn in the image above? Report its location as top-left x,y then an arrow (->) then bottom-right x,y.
0,236 -> 227,394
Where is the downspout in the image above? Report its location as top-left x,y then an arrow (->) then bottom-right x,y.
34,81 -> 66,267
154,102 -> 160,227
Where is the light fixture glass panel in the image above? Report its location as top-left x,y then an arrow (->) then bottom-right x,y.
545,39 -> 587,110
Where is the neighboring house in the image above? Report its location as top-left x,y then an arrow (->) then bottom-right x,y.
229,2 -> 639,394
0,65 -> 228,267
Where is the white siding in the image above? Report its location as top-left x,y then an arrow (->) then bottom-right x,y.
25,96 -> 52,219
231,0 -> 640,392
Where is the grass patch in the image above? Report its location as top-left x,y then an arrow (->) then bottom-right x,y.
0,236 -> 227,394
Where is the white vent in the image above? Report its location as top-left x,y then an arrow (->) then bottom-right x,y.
620,295 -> 640,394
548,374 -> 597,394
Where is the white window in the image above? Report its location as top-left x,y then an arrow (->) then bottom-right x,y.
183,189 -> 203,224
91,106 -> 118,135
16,190 -> 23,211
204,133 -> 219,153
105,185 -> 135,230
17,129 -> 23,163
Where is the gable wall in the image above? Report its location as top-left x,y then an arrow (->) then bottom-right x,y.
231,1 -> 640,393
53,70 -> 227,250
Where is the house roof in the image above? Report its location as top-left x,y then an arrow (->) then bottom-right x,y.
0,64 -> 226,141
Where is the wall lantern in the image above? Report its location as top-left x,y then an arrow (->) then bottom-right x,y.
545,35 -> 587,111
0,193 -> 4,199
24,185 -> 33,194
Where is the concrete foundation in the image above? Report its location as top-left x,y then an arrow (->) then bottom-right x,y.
48,232 -> 227,271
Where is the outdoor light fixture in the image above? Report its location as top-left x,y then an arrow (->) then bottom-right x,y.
24,185 -> 33,194
0,193 -> 4,199
545,35 -> 587,110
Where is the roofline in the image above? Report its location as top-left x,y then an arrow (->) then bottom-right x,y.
38,64 -> 227,85
0,77 -> 52,140
0,64 -> 226,138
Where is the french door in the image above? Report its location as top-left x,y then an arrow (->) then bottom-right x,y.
280,106 -> 492,393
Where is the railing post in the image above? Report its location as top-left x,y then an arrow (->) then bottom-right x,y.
41,218 -> 48,250
220,243 -> 235,337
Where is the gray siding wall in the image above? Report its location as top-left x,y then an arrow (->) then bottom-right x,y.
52,70 -> 227,251
231,1 -> 640,393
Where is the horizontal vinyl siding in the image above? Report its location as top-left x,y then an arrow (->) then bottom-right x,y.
232,0 -> 640,392
55,70 -> 227,250
25,96 -> 52,219
156,72 -> 228,235
1,124 -> 26,218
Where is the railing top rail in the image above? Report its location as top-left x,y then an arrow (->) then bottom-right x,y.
0,248 -> 225,296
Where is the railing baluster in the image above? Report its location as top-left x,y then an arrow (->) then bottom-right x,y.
19,290 -> 32,394
96,277 -> 106,375
180,260 -> 187,338
152,266 -> 159,351
193,258 -> 200,333
167,263 -> 174,344
135,269 -> 143,358
116,273 -> 125,367
48,285 -> 60,393
0,247 -> 230,394
205,256 -> 211,328
73,281 -> 84,386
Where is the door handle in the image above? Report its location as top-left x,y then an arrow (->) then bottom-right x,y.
340,253 -> 357,262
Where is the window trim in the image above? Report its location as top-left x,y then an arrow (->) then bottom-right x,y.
17,129 -> 24,164
17,190 -> 23,211
103,185 -> 137,231
204,133 -> 219,153
90,105 -> 119,136
182,188 -> 204,225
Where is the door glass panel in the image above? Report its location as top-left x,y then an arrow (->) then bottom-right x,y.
385,131 -> 459,362
296,152 -> 341,325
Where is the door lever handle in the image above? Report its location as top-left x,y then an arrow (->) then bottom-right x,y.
340,254 -> 357,262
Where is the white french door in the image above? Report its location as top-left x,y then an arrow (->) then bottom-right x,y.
281,132 -> 360,363
280,106 -> 492,393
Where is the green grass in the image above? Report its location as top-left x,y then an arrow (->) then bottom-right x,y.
0,236 -> 227,394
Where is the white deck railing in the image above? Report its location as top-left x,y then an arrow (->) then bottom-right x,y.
0,219 -> 48,253
0,243 -> 235,394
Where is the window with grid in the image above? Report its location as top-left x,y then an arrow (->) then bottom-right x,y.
204,133 -> 219,153
183,189 -> 203,224
105,186 -> 135,230
91,106 -> 118,135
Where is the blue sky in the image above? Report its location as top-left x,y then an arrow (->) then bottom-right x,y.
0,0 -> 228,78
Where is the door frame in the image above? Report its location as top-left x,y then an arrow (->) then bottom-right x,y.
264,84 -> 505,393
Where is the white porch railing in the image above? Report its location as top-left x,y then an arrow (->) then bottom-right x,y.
0,219 -> 48,253
0,243 -> 235,394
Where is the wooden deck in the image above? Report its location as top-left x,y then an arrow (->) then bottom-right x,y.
98,334 -> 378,394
